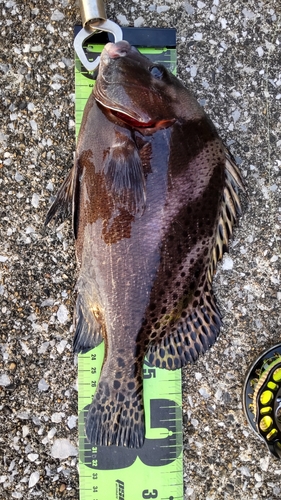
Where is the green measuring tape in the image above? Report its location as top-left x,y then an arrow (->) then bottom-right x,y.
75,28 -> 183,500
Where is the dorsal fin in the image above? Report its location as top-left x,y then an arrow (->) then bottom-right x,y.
207,147 -> 245,282
146,147 -> 245,370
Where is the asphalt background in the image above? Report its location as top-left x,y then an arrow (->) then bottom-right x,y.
0,0 -> 280,499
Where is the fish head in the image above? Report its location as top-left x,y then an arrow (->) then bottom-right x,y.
94,41 -> 192,130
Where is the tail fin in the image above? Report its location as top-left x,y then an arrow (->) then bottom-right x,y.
85,375 -> 145,448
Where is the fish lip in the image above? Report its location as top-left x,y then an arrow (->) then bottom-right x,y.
96,99 -> 153,127
94,88 -> 153,125
95,97 -> 175,130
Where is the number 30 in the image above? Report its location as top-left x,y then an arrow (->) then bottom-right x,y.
142,490 -> 158,499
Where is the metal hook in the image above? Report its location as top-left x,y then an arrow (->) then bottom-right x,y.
74,0 -> 123,72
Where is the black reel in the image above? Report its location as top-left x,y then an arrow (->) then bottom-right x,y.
243,344 -> 281,459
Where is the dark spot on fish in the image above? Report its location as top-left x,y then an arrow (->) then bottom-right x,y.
167,357 -> 173,368
131,362 -> 139,375
117,393 -> 125,402
127,382 -> 135,390
202,325 -> 208,335
195,342 -> 202,354
177,345 -> 183,355
117,357 -> 125,368
184,351 -> 192,362
174,358 -> 180,368
135,344 -> 141,357
114,380 -> 121,390
115,371 -> 122,379
168,344 -> 175,356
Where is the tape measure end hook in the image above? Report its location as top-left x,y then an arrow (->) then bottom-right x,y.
74,21 -> 123,72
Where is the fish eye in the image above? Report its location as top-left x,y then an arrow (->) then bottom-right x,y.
149,65 -> 164,80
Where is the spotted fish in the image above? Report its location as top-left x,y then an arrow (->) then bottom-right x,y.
46,41 -> 244,448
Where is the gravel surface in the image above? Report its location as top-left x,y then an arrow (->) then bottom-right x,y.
0,0 -> 280,499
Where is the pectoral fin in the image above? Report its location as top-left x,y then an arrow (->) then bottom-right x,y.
103,138 -> 146,216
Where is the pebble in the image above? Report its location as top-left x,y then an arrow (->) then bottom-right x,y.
31,193 -> 40,208
57,304 -> 69,324
28,471 -> 40,488
38,379 -> 49,392
116,14 -> 129,26
0,374 -> 11,387
51,439 -> 78,460
222,255 -> 234,270
51,412 -> 64,423
67,415 -> 78,429
51,9 -> 65,21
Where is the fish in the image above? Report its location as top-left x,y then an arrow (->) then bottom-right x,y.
45,40 -> 244,448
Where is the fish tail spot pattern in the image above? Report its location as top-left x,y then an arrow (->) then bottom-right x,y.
85,377 -> 145,448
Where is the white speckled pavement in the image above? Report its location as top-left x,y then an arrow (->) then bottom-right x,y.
0,1 -> 280,499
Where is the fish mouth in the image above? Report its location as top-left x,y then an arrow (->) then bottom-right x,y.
96,100 -> 175,130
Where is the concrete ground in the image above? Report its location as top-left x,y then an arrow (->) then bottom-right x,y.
0,0 -> 280,498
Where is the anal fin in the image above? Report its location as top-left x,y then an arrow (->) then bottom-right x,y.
147,282 -> 222,370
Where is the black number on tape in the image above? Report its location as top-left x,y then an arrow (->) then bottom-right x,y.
142,489 -> 158,499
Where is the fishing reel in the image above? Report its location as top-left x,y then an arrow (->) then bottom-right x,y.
243,344 -> 281,459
